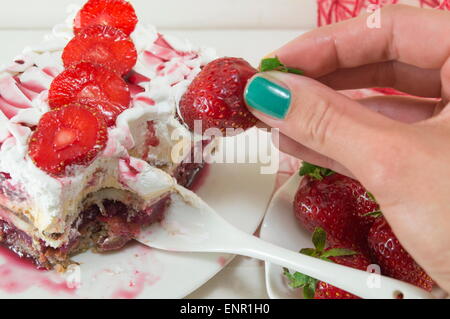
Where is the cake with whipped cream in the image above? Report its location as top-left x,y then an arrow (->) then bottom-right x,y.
0,0 -> 217,269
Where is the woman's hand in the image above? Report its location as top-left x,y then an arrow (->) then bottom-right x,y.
244,4 -> 450,293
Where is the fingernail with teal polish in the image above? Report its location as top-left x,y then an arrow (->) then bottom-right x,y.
245,76 -> 292,119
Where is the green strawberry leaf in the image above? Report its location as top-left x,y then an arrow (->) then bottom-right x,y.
286,67 -> 304,75
260,56 -> 304,75
366,191 -> 377,202
260,57 -> 284,72
321,248 -> 358,258
283,228 -> 358,299
363,210 -> 383,218
312,227 -> 327,252
300,248 -> 317,257
319,256 -> 333,263
299,162 -> 335,180
283,269 -> 313,289
303,284 -> 317,299
364,192 -> 383,217
283,268 -> 318,298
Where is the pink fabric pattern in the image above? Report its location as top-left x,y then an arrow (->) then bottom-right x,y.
318,0 -> 449,26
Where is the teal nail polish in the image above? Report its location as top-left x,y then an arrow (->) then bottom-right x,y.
245,76 -> 291,119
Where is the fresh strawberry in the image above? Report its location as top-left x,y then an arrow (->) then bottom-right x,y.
28,104 -> 107,176
294,163 -> 379,255
48,62 -> 130,124
63,24 -> 137,76
179,57 -> 258,134
368,217 -> 434,291
284,228 -> 370,299
74,0 -> 138,36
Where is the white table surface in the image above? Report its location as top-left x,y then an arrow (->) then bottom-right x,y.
0,28 -> 304,299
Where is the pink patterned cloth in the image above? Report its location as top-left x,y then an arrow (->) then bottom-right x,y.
274,1 -> 449,189
318,0 -> 450,26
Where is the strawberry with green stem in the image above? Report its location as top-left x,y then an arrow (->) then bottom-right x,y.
284,227 -> 371,299
294,162 -> 380,255
179,56 -> 302,135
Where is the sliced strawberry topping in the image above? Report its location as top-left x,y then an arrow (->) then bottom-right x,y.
63,25 -> 137,76
74,0 -> 138,36
28,104 -> 107,176
82,100 -> 128,127
49,62 -> 130,123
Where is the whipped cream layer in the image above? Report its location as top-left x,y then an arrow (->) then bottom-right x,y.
0,6 -> 217,248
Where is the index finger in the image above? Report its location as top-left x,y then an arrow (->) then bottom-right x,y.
274,5 -> 450,78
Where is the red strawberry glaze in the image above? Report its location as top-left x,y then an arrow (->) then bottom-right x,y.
134,95 -> 155,106
0,97 -> 19,119
42,67 -> 61,78
146,122 -> 159,147
143,51 -> 165,66
129,84 -> 146,97
154,34 -> 173,50
217,256 -> 228,267
14,71 -> 51,95
0,172 -> 27,202
0,244 -> 76,295
142,121 -> 160,160
111,271 -> 160,299
119,157 -> 141,180
0,244 -> 37,271
188,163 -> 210,192
17,85 -> 40,101
108,245 -> 162,299
155,34 -> 197,59
0,76 -> 33,109
127,71 -> 151,86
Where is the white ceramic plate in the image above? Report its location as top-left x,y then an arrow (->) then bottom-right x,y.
0,128 -> 277,299
260,172 -> 306,299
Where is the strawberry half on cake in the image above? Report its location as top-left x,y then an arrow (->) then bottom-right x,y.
0,0 -> 217,269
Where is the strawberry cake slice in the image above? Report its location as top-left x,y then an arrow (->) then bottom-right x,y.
0,0 -> 217,269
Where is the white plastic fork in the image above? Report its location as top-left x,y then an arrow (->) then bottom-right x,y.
135,185 -> 434,299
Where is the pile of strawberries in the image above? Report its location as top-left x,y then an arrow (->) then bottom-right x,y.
29,0 -> 139,176
287,163 -> 434,299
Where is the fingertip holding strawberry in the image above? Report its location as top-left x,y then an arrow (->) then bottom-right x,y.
290,162 -> 435,298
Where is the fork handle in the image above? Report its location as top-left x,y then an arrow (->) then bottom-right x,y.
219,227 -> 433,299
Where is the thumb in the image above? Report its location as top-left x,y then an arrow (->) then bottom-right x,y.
244,71 -> 405,177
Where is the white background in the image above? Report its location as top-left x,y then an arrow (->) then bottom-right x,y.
0,0 -> 317,29
0,0 -> 316,299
